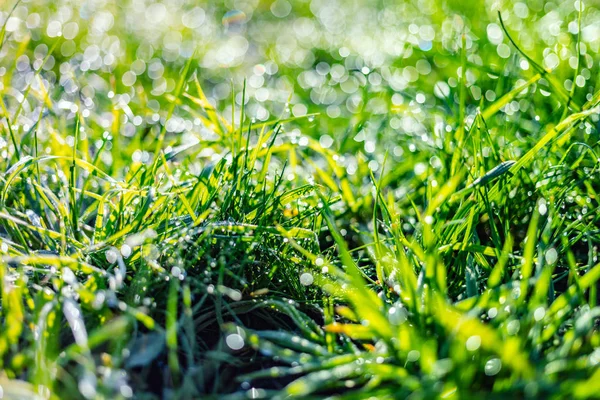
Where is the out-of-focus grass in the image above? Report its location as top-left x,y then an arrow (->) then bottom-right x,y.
1,0 -> 600,398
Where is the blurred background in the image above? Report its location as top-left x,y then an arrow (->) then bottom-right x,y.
1,0 -> 597,174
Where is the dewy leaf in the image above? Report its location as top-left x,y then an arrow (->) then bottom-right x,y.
431,294 -> 534,379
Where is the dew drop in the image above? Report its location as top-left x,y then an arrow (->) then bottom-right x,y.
226,333 -> 244,350
466,335 -> 481,351
300,272 -> 314,286
485,358 -> 502,376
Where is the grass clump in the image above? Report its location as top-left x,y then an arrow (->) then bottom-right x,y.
2,0 -> 600,399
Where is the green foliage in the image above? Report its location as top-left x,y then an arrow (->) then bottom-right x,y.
1,0 -> 600,399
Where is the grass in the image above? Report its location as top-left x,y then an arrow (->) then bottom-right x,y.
1,0 -> 600,398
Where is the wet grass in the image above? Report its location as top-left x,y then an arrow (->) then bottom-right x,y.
2,0 -> 600,399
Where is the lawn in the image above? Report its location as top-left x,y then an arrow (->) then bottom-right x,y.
1,0 -> 600,398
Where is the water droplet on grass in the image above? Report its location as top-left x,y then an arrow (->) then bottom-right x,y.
466,335 -> 481,351
485,358 -> 502,376
300,272 -> 314,286
534,307 -> 546,321
545,248 -> 558,265
388,306 -> 408,325
121,244 -> 132,258
105,249 -> 118,263
507,320 -> 521,335
226,333 -> 244,350
171,266 -> 182,278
